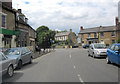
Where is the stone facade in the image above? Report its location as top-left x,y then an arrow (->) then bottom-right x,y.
0,2 -> 18,48
79,26 -> 118,46
55,29 -> 77,46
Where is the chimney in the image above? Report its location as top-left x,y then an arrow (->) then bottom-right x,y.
80,26 -> 83,30
25,18 -> 28,23
18,9 -> 22,14
70,29 -> 72,33
2,2 -> 12,8
116,17 -> 119,27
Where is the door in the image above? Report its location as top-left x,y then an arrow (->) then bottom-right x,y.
108,45 -> 115,62
89,45 -> 93,55
113,45 -> 120,64
1,53 -> 9,76
21,48 -> 27,64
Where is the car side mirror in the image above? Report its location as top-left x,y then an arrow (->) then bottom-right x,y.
115,51 -> 119,54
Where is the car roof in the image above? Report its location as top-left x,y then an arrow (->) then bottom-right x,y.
114,43 -> 120,46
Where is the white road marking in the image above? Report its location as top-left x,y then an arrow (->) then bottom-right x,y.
77,74 -> 84,83
69,54 -> 71,59
74,65 -> 76,69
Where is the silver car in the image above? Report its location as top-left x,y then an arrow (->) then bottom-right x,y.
5,47 -> 33,69
88,43 -> 107,58
0,52 -> 15,78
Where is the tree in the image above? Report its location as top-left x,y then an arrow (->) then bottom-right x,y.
36,26 -> 56,51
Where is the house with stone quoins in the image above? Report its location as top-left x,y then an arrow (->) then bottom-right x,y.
78,17 -> 120,46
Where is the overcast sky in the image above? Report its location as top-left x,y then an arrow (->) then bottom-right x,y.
12,0 -> 119,34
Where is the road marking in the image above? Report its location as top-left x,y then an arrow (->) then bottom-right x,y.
69,54 -> 71,59
77,74 -> 84,83
73,65 -> 76,69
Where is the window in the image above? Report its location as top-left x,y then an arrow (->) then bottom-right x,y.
100,32 -> 104,38
114,45 -> 119,51
81,34 -> 84,38
94,33 -> 97,38
64,36 -> 65,40
111,32 -> 115,37
2,14 -> 6,28
110,45 -> 115,50
60,36 -> 61,39
88,34 -> 90,38
112,40 -> 115,44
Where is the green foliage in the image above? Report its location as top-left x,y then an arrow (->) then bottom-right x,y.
118,38 -> 120,43
58,30 -> 67,33
36,26 -> 56,49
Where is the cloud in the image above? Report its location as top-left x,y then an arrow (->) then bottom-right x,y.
12,0 -> 119,34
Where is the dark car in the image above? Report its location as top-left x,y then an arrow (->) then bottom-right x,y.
5,47 -> 33,69
83,44 -> 89,49
106,43 -> 120,65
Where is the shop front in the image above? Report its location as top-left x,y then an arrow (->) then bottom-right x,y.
0,28 -> 20,48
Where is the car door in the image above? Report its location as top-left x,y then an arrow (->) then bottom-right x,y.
108,45 -> 115,62
113,45 -> 120,64
25,48 -> 31,63
21,48 -> 27,64
89,45 -> 93,55
1,53 -> 10,76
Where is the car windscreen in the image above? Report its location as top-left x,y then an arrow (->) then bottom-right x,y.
94,44 -> 106,49
4,48 -> 20,55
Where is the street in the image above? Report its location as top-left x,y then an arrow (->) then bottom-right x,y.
3,48 -> 119,83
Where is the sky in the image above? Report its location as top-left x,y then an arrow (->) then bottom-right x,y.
12,0 -> 120,34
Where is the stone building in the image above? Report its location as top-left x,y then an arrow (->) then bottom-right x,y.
15,9 -> 36,52
55,29 -> 77,46
0,2 -> 19,48
78,18 -> 120,46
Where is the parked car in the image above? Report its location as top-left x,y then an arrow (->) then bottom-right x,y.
0,52 -> 15,77
83,44 -> 89,49
106,43 -> 120,65
88,43 -> 107,58
4,47 -> 33,69
0,48 -> 10,53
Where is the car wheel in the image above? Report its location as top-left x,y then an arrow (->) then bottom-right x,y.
106,57 -> 111,64
29,57 -> 32,64
7,65 -> 14,77
17,60 -> 22,69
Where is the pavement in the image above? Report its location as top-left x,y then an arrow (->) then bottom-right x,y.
32,48 -> 55,59
2,48 -> 119,83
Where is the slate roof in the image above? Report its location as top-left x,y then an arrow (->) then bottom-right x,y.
79,26 -> 116,34
55,32 -> 70,37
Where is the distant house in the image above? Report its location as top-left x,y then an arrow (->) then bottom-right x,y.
78,17 -> 120,46
55,29 -> 77,46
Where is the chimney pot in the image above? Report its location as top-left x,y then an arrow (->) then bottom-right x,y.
80,26 -> 83,30
18,9 -> 22,14
70,29 -> 72,32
